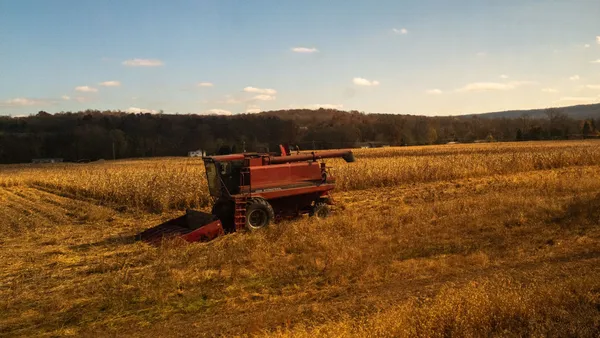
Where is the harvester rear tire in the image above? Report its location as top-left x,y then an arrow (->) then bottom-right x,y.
245,198 -> 274,231
310,202 -> 330,219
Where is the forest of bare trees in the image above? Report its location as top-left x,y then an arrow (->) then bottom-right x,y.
0,108 -> 598,164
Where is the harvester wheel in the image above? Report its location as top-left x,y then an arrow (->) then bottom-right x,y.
310,202 -> 330,219
245,198 -> 274,231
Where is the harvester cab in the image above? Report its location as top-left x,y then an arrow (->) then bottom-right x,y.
137,146 -> 355,244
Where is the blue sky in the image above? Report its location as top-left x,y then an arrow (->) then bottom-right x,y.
1,0 -> 600,116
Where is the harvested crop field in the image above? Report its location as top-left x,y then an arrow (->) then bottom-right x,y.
1,140 -> 600,337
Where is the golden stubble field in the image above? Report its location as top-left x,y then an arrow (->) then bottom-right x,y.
1,140 -> 600,337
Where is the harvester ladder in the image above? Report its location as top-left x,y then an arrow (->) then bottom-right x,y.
234,196 -> 247,231
234,167 -> 251,231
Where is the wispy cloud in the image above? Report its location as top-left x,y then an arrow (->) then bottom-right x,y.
591,59 -> 600,64
0,97 -> 53,107
456,81 -> 534,92
74,97 -> 91,103
99,80 -> 121,87
252,94 -> 276,101
541,88 -> 558,93
499,74 -> 509,79
476,52 -> 487,57
392,28 -> 408,35
304,104 -> 344,110
125,107 -> 160,114
204,109 -> 232,116
122,59 -> 164,67
353,77 -> 380,86
244,86 -> 277,95
291,47 -> 319,53
75,86 -> 98,93
586,85 -> 600,90
197,82 -> 214,87
597,36 -> 600,44
61,95 -> 71,100
426,89 -> 443,95
584,44 -> 590,48
557,96 -> 599,104
215,95 -> 243,105
569,75 -> 580,81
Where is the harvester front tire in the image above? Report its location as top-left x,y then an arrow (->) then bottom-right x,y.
310,202 -> 330,219
245,198 -> 274,231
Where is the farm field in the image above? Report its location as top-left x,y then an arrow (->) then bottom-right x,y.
1,140 -> 600,337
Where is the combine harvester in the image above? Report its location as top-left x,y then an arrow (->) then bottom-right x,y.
138,145 -> 355,244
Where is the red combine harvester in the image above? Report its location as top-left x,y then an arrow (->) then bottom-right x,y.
138,145 -> 355,244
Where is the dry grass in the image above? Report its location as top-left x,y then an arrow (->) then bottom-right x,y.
0,158 -> 210,212
2,140 -> 599,212
1,140 -> 600,337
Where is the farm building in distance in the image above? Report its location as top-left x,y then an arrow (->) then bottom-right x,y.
188,149 -> 207,157
32,158 -> 63,164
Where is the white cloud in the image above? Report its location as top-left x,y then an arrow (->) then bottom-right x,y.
99,80 -> 121,87
476,52 -> 487,57
392,28 -> 408,35
557,96 -> 599,104
584,44 -> 590,48
291,47 -> 319,53
61,95 -> 71,100
197,82 -> 214,87
252,94 -> 276,101
591,59 -> 600,64
305,103 -> 344,110
125,107 -> 159,114
353,77 -> 380,86
597,36 -> 600,44
0,98 -> 50,107
245,105 -> 262,114
426,89 -> 443,95
499,74 -> 509,79
122,59 -> 164,67
456,81 -> 534,92
243,86 -> 277,95
541,88 -> 558,93
75,86 -> 98,93
586,85 -> 600,90
74,97 -> 89,103
569,75 -> 580,81
204,109 -> 233,116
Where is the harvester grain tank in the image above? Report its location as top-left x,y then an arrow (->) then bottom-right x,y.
138,146 -> 355,244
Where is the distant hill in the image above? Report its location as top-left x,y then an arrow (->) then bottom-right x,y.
259,103 -> 600,120
463,103 -> 600,119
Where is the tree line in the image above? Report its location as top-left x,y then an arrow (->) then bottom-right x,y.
0,108 -> 598,164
